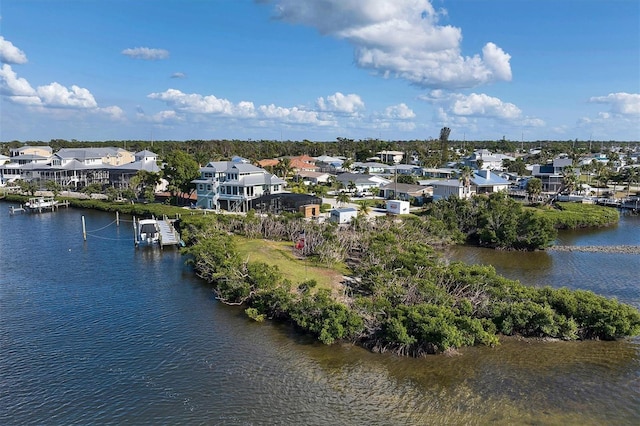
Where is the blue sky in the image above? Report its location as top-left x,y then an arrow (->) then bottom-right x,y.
1,0 -> 638,143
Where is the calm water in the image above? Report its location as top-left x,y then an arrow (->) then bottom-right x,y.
1,205 -> 639,425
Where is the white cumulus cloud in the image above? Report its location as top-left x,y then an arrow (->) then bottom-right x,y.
589,92 -> 640,116
148,89 -> 256,117
36,82 -> 98,109
266,0 -> 512,89
1,63 -> 123,118
259,104 -> 324,124
122,47 -> 170,60
383,103 -> 415,119
451,93 -> 521,119
317,92 -> 365,113
0,64 -> 37,97
0,37 -> 28,64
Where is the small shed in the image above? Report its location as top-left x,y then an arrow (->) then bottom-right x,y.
386,200 -> 410,215
330,207 -> 358,224
299,204 -> 321,218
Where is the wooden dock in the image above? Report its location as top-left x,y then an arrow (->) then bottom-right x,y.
157,218 -> 181,247
596,197 -> 639,212
9,198 -> 69,215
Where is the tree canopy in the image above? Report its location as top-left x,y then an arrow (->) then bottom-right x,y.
162,150 -> 200,204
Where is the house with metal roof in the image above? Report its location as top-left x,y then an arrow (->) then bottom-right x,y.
432,170 -> 510,200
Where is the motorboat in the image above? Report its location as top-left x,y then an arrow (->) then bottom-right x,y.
137,218 -> 160,245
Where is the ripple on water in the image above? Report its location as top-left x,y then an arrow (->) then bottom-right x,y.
1,208 -> 639,425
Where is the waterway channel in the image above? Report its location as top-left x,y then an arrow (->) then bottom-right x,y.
1,206 -> 638,425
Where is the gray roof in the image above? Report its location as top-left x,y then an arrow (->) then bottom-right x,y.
9,154 -> 49,161
135,150 -> 157,157
336,172 -> 389,185
56,147 -> 122,160
380,183 -> 429,193
115,160 -> 161,173
229,163 -> 264,173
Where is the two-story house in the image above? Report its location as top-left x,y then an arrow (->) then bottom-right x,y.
192,162 -> 286,211
531,158 -> 573,193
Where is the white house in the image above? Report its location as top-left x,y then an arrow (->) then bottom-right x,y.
294,170 -> 333,185
352,162 -> 388,174
464,149 -> 514,170
376,150 -> 404,164
192,161 -> 286,211
432,170 -> 511,200
336,172 -> 391,194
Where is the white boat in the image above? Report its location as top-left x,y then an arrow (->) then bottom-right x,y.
24,197 -> 59,212
137,218 -> 160,245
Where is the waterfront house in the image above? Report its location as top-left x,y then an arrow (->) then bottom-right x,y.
192,161 -> 286,211
531,158 -> 573,193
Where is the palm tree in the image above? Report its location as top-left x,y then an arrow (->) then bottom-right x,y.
624,167 -> 639,198
274,157 -> 293,180
596,169 -> 610,198
336,191 -> 350,207
358,200 -> 371,217
458,166 -> 473,198
526,178 -> 542,204
581,161 -> 594,184
347,180 -> 357,194
312,184 -> 328,198
560,165 -> 578,195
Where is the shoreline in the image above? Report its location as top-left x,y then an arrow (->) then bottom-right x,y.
548,245 -> 640,254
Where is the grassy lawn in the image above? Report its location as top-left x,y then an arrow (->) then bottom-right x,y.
233,237 -> 348,292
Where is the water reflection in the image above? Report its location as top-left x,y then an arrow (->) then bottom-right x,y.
2,206 -> 639,425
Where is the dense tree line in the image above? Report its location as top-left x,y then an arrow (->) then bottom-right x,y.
3,138 -> 637,168
425,192 -> 557,250
179,212 -> 640,356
